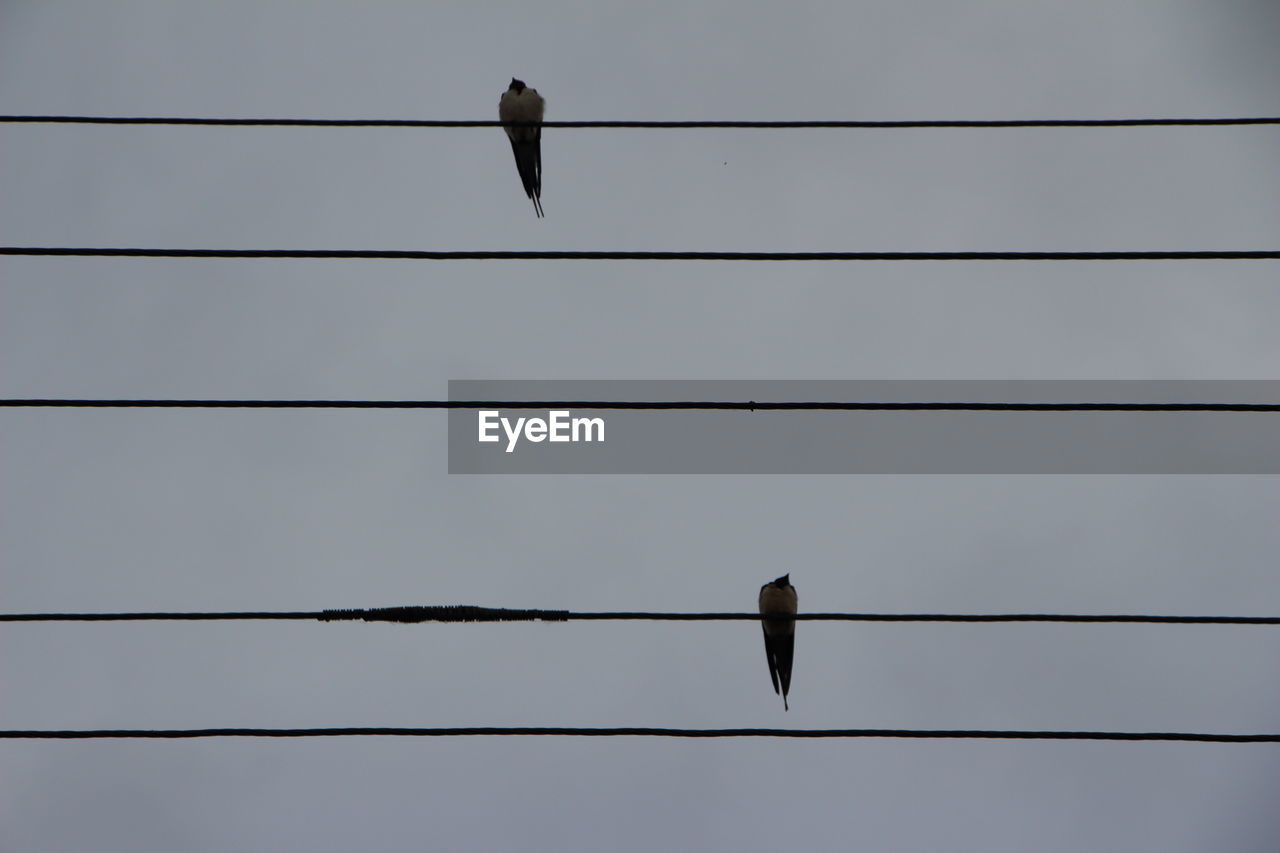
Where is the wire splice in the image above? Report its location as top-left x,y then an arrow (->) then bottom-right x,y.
319,606 -> 571,623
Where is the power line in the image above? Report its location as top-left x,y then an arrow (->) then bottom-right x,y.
3,727 -> 1276,741
2,248 -> 1278,261
3,607 -> 1277,624
2,400 -> 1277,411
3,115 -> 1279,128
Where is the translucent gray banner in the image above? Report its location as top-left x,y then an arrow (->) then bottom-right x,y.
447,381 -> 1279,474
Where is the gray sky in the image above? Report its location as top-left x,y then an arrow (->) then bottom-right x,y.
3,1 -> 1279,851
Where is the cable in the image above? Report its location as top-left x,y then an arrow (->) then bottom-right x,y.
3,607 -> 1277,624
2,248 -> 1278,261
3,115 -> 1279,128
2,727 -> 1276,741
2,400 -> 1276,411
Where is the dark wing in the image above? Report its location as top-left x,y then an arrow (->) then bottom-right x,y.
774,630 -> 794,700
530,125 -> 542,197
507,130 -> 543,217
761,624 -> 781,695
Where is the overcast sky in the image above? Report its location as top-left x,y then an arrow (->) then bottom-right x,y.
2,2 -> 1279,851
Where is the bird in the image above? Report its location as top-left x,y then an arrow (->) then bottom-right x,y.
758,574 -> 797,711
498,78 -> 545,217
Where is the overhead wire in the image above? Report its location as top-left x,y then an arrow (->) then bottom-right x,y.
2,248 -> 1278,261
3,607 -> 1276,624
3,115 -> 1279,128
2,399 -> 1276,411
3,727 -> 1277,741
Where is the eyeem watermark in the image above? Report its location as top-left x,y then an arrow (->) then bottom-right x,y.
477,410 -> 605,453
450,380 -> 1280,474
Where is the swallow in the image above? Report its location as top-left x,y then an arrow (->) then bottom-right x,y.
498,78 -> 545,217
758,574 -> 797,711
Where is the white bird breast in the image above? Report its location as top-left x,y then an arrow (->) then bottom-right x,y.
499,90 -> 544,143
759,586 -> 798,626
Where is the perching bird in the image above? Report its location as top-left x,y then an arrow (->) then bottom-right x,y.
758,574 -> 797,711
498,78 -> 545,217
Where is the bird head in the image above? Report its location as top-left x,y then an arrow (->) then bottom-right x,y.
509,78 -> 526,93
